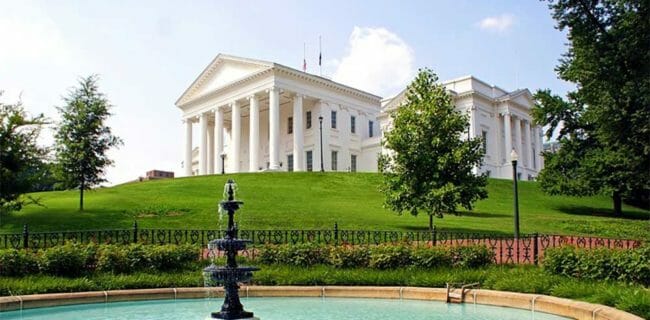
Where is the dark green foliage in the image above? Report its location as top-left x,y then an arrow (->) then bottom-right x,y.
96,245 -> 129,274
0,249 -> 40,276
328,245 -> 371,268
379,69 -> 488,230
543,245 -> 650,285
368,245 -> 412,269
411,247 -> 453,268
451,245 -> 495,268
534,1 -> 650,214
38,242 -> 91,277
257,243 -> 493,270
54,75 -> 122,211
257,243 -> 328,266
145,244 -> 199,271
0,95 -> 48,215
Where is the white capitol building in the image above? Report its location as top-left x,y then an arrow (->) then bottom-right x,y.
176,54 -> 543,180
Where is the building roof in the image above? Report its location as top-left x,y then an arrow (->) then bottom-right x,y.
176,54 -> 382,107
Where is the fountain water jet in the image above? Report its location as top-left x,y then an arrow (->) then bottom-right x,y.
203,179 -> 259,319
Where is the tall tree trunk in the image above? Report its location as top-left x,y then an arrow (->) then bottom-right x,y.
79,180 -> 84,211
428,214 -> 433,232
613,191 -> 622,216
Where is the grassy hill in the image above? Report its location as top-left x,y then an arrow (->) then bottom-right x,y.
1,173 -> 648,239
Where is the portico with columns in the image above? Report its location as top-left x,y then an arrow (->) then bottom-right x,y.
176,54 -> 382,176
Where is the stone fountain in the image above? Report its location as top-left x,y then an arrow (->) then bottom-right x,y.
203,179 -> 259,319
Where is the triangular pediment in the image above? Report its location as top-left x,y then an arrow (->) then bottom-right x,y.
510,90 -> 534,109
176,54 -> 273,106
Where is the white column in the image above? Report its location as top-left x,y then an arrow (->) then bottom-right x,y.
537,126 -> 544,170
514,116 -> 522,163
184,119 -> 193,176
268,87 -> 280,170
215,108 -> 224,174
207,123 -> 215,174
231,101 -> 241,173
293,94 -> 304,171
524,120 -> 532,169
249,95 -> 260,172
469,106 -> 477,139
503,112 -> 512,163
199,112 -> 208,175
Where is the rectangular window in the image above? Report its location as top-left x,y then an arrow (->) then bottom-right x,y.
306,150 -> 313,172
350,116 -> 356,134
350,154 -> 357,172
481,130 -> 488,153
532,148 -> 536,169
288,117 -> 293,134
306,111 -> 312,129
287,154 -> 294,172
369,121 -> 374,137
331,110 -> 337,129
331,151 -> 338,171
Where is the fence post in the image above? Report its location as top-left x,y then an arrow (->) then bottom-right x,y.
22,224 -> 29,249
533,233 -> 539,265
334,222 -> 339,245
133,221 -> 138,244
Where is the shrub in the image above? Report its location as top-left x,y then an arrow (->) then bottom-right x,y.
39,242 -> 91,277
451,245 -> 495,268
257,243 -> 328,267
328,246 -> 371,268
411,247 -> 453,268
543,245 -> 650,286
96,245 -> 129,273
0,249 -> 39,276
146,244 -> 199,271
369,245 -> 411,269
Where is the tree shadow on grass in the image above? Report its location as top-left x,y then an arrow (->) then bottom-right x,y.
401,225 -> 511,236
555,205 -> 650,220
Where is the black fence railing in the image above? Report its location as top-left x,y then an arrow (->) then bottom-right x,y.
0,223 -> 642,265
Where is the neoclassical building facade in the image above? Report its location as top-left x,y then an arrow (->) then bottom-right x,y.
176,54 -> 382,176
177,54 -> 543,180
380,76 -> 544,180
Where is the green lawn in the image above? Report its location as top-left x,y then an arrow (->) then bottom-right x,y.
1,173 -> 648,239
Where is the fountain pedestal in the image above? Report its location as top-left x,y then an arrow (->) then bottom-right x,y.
203,180 -> 259,319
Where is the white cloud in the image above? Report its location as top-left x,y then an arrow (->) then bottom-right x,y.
478,14 -> 515,33
332,26 -> 414,97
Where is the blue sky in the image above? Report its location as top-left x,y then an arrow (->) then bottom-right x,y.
1,0 -> 573,185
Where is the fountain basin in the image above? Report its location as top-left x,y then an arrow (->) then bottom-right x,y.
0,287 -> 642,320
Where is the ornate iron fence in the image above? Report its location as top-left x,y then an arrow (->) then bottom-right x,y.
0,223 -> 642,265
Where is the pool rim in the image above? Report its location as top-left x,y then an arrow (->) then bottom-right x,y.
0,286 -> 641,320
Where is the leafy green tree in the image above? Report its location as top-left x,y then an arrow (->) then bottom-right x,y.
54,76 -> 122,211
534,0 -> 650,215
0,93 -> 48,216
379,69 -> 488,232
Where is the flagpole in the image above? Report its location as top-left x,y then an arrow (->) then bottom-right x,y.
319,36 -> 322,76
303,42 -> 306,72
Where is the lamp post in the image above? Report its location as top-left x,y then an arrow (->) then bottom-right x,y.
318,116 -> 324,172
511,149 -> 520,239
220,152 -> 226,175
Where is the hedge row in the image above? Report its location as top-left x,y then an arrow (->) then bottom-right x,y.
257,243 -> 495,269
544,245 -> 650,286
0,243 -> 200,277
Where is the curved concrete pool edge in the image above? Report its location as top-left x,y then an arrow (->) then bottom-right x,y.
0,286 -> 642,320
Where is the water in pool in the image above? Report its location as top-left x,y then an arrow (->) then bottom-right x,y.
1,297 -> 570,320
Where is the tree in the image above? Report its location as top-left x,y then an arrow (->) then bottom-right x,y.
54,76 -> 122,211
534,0 -> 650,215
379,69 -> 488,232
0,93 -> 48,215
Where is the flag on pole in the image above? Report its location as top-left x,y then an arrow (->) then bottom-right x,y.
318,36 -> 322,76
303,43 -> 307,72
